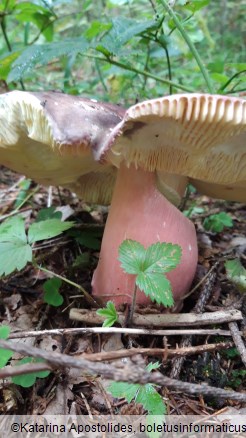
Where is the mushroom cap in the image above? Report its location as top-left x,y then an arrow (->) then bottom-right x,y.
98,93 -> 246,203
0,90 -> 124,204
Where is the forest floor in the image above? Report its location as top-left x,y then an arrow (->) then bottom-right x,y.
0,166 -> 245,421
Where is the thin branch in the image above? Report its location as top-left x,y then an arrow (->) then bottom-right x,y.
69,308 -> 242,327
170,263 -> 218,379
0,363 -> 52,379
81,342 -> 233,362
0,339 -> 245,402
37,265 -> 98,307
159,0 -> 214,93
229,321 -> 246,367
8,326 -> 240,339
83,53 -> 194,93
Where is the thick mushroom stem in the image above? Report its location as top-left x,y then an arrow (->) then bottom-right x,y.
92,164 -> 198,308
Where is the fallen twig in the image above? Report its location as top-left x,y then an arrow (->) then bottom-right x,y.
229,321 -> 246,367
81,341 -> 233,362
69,308 -> 242,327
0,339 -> 245,402
8,326 -> 242,339
170,263 -> 218,379
0,363 -> 52,379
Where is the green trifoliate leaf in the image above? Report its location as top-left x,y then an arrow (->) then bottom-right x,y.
136,272 -> 174,307
118,240 -> 146,274
97,301 -> 119,327
143,242 -> 182,273
28,219 -> 74,243
203,212 -> 233,233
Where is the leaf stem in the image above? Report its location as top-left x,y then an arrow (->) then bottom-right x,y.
127,282 -> 138,327
159,0 -> 214,93
36,265 -> 98,307
83,53 -> 194,93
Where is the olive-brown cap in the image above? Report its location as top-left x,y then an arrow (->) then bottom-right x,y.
0,90 -> 124,204
99,93 -> 246,203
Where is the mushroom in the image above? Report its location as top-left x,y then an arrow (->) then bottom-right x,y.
0,90 -> 124,204
1,91 -> 245,310
92,93 -> 246,307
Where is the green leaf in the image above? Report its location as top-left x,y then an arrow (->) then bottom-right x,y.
85,21 -> 112,39
107,361 -> 166,435
108,382 -> 140,403
12,357 -> 50,387
183,206 -> 204,218
97,301 -> 119,327
0,216 -> 27,243
183,0 -> 210,12
0,325 -> 12,368
203,212 -> 233,233
0,51 -> 22,80
146,361 -> 161,372
0,325 -> 10,340
97,17 -> 157,55
28,219 -> 74,243
0,241 -> 32,276
8,37 -> 89,82
72,253 -> 90,269
36,207 -> 62,222
225,259 -> 246,293
146,415 -> 166,438
43,278 -> 63,307
69,229 -> 102,250
136,384 -> 166,415
143,242 -> 182,273
136,272 -> 174,306
118,240 -> 146,274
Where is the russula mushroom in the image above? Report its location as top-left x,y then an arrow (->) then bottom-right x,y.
0,90 -> 124,204
92,93 -> 246,307
1,91 -> 245,310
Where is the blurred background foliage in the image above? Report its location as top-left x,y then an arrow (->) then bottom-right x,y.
0,0 -> 245,105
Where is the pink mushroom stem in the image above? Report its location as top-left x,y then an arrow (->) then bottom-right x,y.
92,164 -> 198,308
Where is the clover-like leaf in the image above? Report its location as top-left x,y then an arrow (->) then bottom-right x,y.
43,278 -> 63,307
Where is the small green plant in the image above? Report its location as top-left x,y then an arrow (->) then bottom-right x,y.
183,205 -> 204,218
43,277 -> 63,307
203,212 -> 233,233
108,362 -> 166,438
229,369 -> 246,389
0,209 -> 74,277
12,357 -> 50,388
96,301 -> 119,327
225,259 -> 246,293
118,239 -> 182,307
0,325 -> 50,387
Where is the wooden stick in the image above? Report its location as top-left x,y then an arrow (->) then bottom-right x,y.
0,339 -> 245,402
69,308 -> 242,327
7,326 -> 242,339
